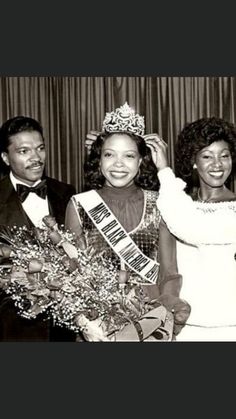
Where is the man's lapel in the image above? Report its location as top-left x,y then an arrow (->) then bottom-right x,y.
46,178 -> 64,225
0,176 -> 33,228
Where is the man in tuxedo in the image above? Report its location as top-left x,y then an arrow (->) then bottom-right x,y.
0,115 -> 77,341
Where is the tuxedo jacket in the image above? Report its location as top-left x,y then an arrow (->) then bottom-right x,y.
0,175 -> 77,342
0,175 -> 76,228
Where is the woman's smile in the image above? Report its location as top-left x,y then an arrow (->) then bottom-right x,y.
101,134 -> 141,188
208,170 -> 224,178
109,170 -> 129,178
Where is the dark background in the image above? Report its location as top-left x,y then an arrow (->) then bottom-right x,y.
1,76 -> 236,192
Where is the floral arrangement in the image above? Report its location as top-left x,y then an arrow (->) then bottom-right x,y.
0,216 -> 173,341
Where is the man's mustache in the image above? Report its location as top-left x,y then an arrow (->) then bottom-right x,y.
26,162 -> 44,169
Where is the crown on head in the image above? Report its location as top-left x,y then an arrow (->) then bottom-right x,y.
102,102 -> 145,136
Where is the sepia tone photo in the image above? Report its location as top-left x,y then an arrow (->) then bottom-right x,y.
0,76 -> 236,342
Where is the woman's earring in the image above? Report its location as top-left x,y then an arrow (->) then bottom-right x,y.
193,163 -> 197,169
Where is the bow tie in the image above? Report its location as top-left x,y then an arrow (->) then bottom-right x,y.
16,180 -> 47,202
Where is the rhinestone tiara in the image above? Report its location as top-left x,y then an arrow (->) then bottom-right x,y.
102,102 -> 145,136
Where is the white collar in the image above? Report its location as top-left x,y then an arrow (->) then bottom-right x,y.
10,171 -> 42,191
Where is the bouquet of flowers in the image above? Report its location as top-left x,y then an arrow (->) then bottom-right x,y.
0,216 -> 173,341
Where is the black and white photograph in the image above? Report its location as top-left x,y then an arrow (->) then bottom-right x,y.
2,1 -> 236,415
0,77 -> 236,342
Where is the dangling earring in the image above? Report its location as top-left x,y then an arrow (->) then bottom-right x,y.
193,163 -> 197,169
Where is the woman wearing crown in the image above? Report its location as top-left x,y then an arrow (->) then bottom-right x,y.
65,103 -> 190,341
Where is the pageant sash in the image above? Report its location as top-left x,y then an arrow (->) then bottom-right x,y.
73,190 -> 159,284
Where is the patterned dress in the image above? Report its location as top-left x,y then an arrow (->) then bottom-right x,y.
73,184 -> 161,299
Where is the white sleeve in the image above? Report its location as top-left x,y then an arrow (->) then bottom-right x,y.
156,167 -> 236,245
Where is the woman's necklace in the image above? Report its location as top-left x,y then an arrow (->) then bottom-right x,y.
197,189 -> 211,203
197,186 -> 226,203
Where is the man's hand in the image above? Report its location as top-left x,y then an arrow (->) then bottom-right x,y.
144,133 -> 169,171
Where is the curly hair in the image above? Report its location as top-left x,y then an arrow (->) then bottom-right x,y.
175,117 -> 236,187
84,131 -> 159,190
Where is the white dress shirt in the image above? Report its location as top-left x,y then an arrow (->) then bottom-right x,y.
10,171 -> 50,228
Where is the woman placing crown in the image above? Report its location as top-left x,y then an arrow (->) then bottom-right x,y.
146,117 -> 236,341
65,103 -> 191,341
